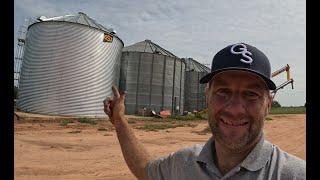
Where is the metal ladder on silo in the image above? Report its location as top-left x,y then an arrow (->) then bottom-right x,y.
14,18 -> 30,89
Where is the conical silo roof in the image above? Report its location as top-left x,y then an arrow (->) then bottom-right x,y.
31,12 -> 115,34
123,39 -> 179,58
183,58 -> 210,72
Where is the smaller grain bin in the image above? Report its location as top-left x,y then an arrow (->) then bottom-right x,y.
120,40 -> 185,115
183,58 -> 210,112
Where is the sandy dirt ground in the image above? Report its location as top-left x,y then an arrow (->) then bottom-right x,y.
14,114 -> 305,180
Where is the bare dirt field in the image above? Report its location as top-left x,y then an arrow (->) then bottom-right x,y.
14,113 -> 305,180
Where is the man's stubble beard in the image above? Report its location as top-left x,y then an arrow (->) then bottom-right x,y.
208,113 -> 264,153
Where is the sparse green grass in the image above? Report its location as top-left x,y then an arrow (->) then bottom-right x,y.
169,113 -> 207,121
266,117 -> 273,121
195,112 -> 208,119
77,117 -> 97,125
168,106 -> 305,121
68,130 -> 81,133
184,123 -> 198,128
196,126 -> 211,135
168,115 -> 195,121
137,124 -> 184,131
60,119 -> 74,126
270,107 -> 306,114
128,120 -> 136,124
142,118 -> 170,122
97,128 -> 108,131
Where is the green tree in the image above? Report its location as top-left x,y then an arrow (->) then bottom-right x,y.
272,100 -> 281,108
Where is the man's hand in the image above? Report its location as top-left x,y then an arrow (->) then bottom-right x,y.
103,86 -> 126,125
102,86 -> 150,180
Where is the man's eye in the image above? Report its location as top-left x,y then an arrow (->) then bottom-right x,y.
244,91 -> 260,99
215,89 -> 231,97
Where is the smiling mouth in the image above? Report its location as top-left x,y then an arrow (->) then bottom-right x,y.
220,118 -> 249,127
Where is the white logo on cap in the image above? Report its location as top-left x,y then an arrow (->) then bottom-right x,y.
230,43 -> 253,64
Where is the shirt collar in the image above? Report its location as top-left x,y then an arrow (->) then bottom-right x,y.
196,136 -> 215,166
196,134 -> 273,172
240,135 -> 273,171
196,136 -> 221,176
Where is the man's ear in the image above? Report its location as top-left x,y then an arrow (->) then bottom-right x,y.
266,92 -> 272,114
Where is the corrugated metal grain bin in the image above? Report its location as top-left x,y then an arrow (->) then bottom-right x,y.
183,58 -> 210,112
120,40 -> 185,115
17,12 -> 124,117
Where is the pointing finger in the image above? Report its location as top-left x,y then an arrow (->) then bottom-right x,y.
112,86 -> 120,98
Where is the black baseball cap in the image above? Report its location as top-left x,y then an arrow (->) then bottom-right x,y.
200,43 -> 276,90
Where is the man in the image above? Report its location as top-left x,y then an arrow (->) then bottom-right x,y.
103,43 -> 306,180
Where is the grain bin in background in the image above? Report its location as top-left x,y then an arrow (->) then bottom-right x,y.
120,40 -> 185,115
17,12 -> 124,117
183,58 -> 210,112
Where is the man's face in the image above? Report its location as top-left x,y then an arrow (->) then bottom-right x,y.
206,70 -> 272,152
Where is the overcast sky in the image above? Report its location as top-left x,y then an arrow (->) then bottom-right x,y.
14,0 -> 305,106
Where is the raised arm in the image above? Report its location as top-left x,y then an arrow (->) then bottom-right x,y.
103,86 -> 151,180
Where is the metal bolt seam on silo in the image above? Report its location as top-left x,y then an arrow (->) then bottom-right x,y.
16,12 -> 124,117
120,40 -> 185,115
183,58 -> 210,112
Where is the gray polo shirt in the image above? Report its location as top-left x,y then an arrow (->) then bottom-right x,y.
147,136 -> 305,180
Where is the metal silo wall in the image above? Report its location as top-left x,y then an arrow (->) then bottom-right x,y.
180,62 -> 185,113
163,56 -> 174,111
150,54 -> 165,112
17,21 -> 123,117
198,72 -> 207,110
184,71 -> 207,112
120,52 -> 185,115
120,52 -> 139,114
172,57 -> 184,114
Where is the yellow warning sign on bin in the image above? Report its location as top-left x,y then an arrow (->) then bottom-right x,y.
103,34 -> 113,43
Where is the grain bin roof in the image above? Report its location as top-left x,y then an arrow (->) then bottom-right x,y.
32,12 -> 115,34
122,40 -> 179,58
183,58 -> 211,72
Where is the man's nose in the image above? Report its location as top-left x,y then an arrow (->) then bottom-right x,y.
224,94 -> 246,118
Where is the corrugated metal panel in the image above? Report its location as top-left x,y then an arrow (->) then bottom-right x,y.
183,58 -> 210,112
17,21 -> 123,117
180,62 -> 185,112
183,57 -> 210,72
184,71 -> 207,112
120,51 -> 185,115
